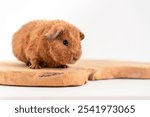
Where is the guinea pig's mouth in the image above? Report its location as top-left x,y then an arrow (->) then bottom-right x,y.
70,60 -> 76,64
54,55 -> 79,65
70,57 -> 79,64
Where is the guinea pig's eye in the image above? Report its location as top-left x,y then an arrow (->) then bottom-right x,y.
63,40 -> 69,46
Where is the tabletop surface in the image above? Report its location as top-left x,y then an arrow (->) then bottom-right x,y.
1,79 -> 150,99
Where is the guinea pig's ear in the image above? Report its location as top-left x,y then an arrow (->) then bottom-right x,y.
45,26 -> 64,40
80,32 -> 85,41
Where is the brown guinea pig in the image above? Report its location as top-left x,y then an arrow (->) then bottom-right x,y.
12,20 -> 84,69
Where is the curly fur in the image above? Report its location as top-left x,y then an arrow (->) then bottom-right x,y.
12,20 -> 84,69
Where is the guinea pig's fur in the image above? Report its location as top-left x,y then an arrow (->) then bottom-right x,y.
12,20 -> 84,69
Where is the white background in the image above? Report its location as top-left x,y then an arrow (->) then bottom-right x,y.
0,0 -> 150,62
0,0 -> 150,99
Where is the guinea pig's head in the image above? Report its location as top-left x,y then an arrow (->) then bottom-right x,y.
44,22 -> 84,65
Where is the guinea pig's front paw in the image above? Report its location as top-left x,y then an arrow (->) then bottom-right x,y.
57,65 -> 68,68
29,64 -> 41,69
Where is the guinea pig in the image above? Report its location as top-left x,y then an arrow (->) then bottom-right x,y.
12,20 -> 84,69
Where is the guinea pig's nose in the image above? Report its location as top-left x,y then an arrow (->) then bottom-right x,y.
73,57 -> 78,61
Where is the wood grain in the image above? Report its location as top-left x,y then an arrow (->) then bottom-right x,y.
0,60 -> 150,86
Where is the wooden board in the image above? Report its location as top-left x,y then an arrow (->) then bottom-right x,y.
74,60 -> 150,80
0,60 -> 150,86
